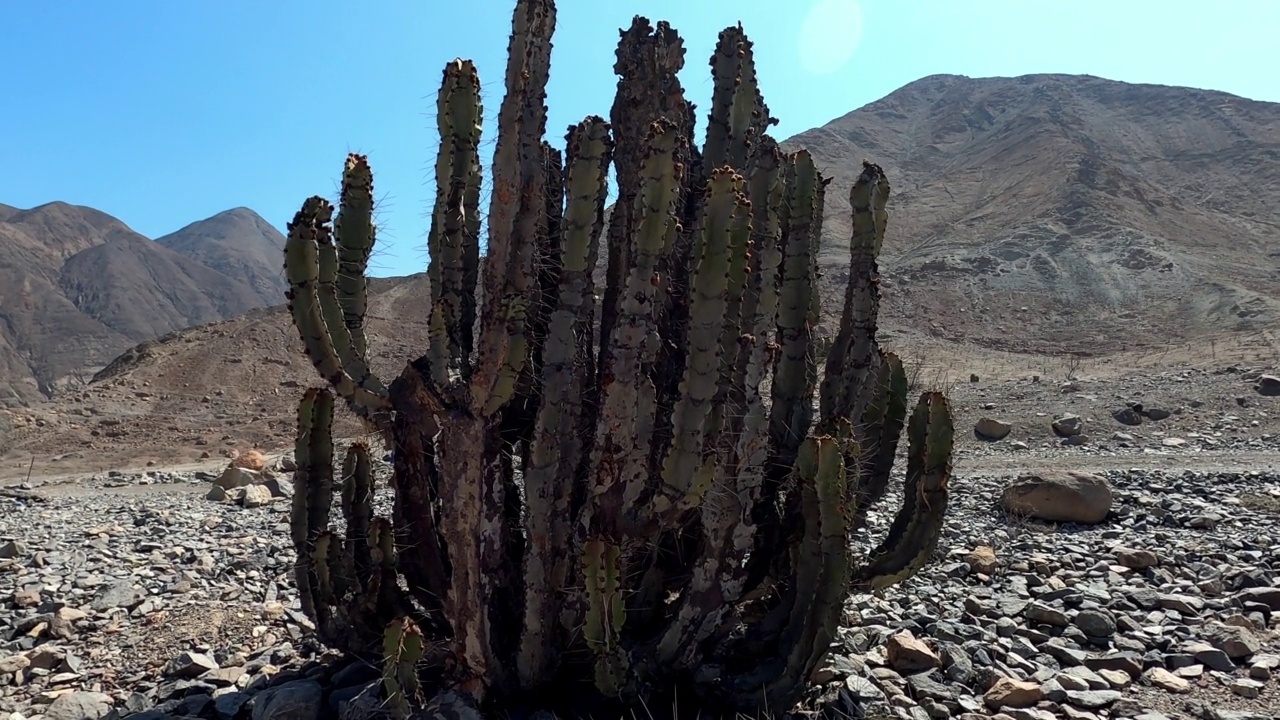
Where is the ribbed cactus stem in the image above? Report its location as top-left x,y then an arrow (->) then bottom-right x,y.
846,351 -> 910,525
383,617 -> 425,720
588,119 -> 683,536
518,116 -> 614,687
768,435 -> 850,697
315,199 -> 386,401
471,0 -> 556,416
426,59 -> 484,385
851,391 -> 953,592
703,25 -> 766,173
340,443 -> 375,586
334,154 -> 376,360
767,152 -> 822,468
819,161 -> 892,427
283,199 -> 389,420
583,538 -> 628,696
658,168 -> 749,514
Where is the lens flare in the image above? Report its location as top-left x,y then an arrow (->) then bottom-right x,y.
798,0 -> 864,76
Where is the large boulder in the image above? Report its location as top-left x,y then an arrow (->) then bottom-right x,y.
1001,470 -> 1113,524
974,417 -> 1012,440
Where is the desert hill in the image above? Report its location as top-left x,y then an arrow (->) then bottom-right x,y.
792,73 -> 1280,353
0,202 -> 288,406
2,72 -> 1279,468
0,71 -> 1274,425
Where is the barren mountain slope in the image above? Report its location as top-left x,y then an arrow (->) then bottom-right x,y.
155,207 -> 289,301
4,73 -> 1279,463
0,203 -> 292,405
0,274 -> 432,469
791,73 -> 1280,353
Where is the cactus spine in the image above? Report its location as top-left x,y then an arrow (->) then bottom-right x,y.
282,2 -> 954,717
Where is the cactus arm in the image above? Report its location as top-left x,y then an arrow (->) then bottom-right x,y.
383,617 -> 425,720
284,198 -> 390,420
340,443 -> 375,587
316,195 -> 388,400
722,436 -> 849,707
334,154 -> 377,361
290,389 -> 320,623
586,120 -> 682,538
850,391 -> 953,592
702,25 -> 769,174
583,538 -> 629,697
426,59 -> 485,384
654,148 -> 788,669
517,116 -> 613,687
471,0 -> 556,417
767,152 -> 821,470
657,168 -> 749,514
819,161 -> 891,428
291,389 -> 337,639
847,351 -> 910,525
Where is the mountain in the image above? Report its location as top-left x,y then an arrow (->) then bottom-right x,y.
0,202 -> 288,406
5,73 -> 1279,415
788,73 -> 1280,353
155,208 -> 289,300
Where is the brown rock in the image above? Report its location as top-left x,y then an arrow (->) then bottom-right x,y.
966,545 -> 999,574
229,449 -> 267,472
1144,667 -> 1190,693
1113,546 -> 1158,570
1001,470 -> 1112,524
983,677 -> 1044,709
884,630 -> 940,674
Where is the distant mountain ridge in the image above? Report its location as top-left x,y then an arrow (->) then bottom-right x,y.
3,72 -> 1278,409
787,73 -> 1280,352
0,202 -> 288,405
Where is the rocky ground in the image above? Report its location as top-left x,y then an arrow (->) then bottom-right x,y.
0,356 -> 1276,720
2,453 -> 1279,720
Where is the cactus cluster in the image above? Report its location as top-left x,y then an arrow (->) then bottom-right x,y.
282,1 -> 954,716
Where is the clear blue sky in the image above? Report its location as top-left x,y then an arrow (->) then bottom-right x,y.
4,0 -> 1277,278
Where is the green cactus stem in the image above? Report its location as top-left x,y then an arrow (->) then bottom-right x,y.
383,616 -> 426,720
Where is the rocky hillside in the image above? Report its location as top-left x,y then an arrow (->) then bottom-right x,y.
791,73 -> 1280,353
5,73 -> 1279,410
0,203 -> 288,406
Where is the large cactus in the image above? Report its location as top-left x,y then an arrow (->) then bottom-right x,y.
283,1 -> 953,716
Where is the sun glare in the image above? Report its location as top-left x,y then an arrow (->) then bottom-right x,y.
798,0 -> 864,76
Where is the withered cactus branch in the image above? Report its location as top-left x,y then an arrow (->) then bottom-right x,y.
281,1 -> 954,717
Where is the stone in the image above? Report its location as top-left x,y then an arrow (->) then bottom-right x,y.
1001,471 -> 1113,524
885,630 -> 940,673
1052,414 -> 1085,437
1143,667 -> 1189,693
1112,407 -> 1142,426
1113,546 -> 1158,570
965,545 -> 998,574
983,677 -> 1043,709
43,691 -> 114,720
975,417 -> 1013,440
1073,609 -> 1117,638
230,450 -> 268,472
251,679 -> 324,720
241,485 -> 275,509
1202,622 -> 1261,659
1256,374 -> 1280,396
